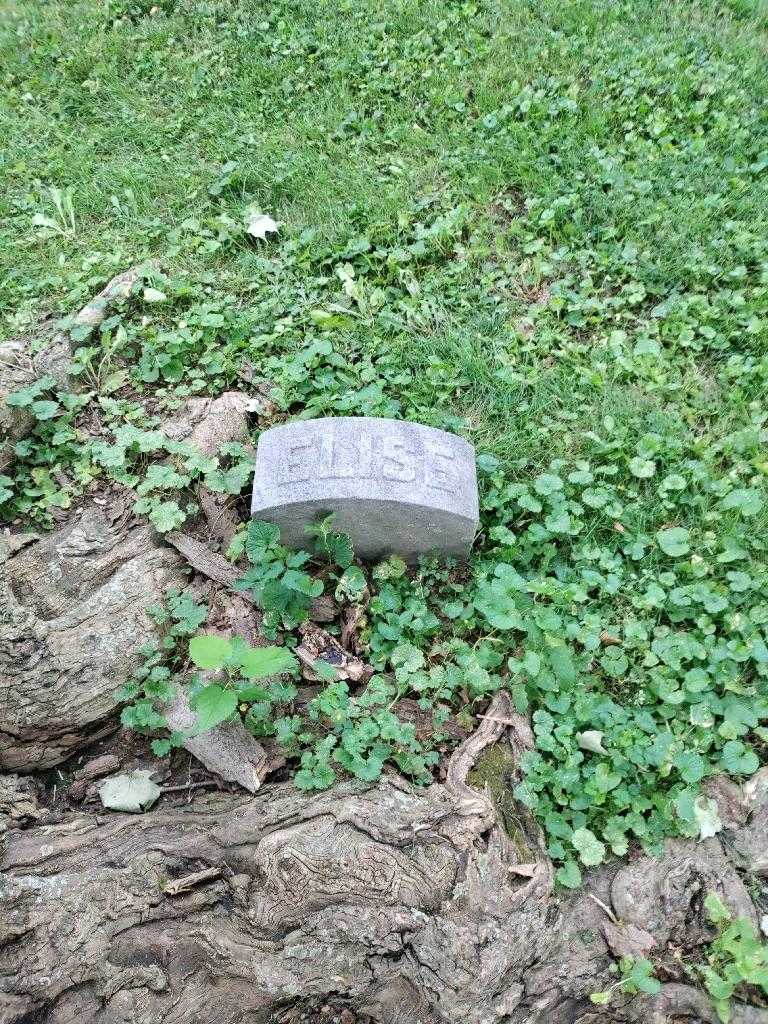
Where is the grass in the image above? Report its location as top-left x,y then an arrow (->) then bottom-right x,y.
2,0 -> 768,904
3,0 -> 767,471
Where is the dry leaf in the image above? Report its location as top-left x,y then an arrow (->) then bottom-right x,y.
246,211 -> 278,240
602,921 -> 656,960
98,770 -> 161,813
295,621 -> 372,683
599,631 -> 622,647
694,795 -> 722,840
578,730 -> 607,755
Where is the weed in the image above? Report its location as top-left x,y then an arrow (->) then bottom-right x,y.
590,957 -> 661,1006
695,893 -> 768,1023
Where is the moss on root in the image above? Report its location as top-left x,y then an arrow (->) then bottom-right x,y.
468,742 -> 533,860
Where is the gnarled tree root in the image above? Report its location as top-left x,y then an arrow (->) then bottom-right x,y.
3,724 -> 767,1024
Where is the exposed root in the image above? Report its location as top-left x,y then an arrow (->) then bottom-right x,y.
446,691 -> 554,904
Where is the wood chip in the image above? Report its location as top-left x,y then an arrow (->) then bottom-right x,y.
296,621 -> 372,683
164,866 -> 221,897
166,531 -> 242,591
340,604 -> 364,653
69,754 -> 121,801
73,754 -> 121,782
165,688 -> 271,794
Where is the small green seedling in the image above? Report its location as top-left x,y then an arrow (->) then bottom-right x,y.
590,957 -> 661,1005
698,893 -> 768,1023
187,633 -> 299,733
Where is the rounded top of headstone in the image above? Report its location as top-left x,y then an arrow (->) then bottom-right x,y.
251,416 -> 479,561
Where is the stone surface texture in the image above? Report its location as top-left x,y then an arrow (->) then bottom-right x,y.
251,417 -> 479,560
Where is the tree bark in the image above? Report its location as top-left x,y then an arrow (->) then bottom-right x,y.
0,501 -> 187,772
2,725 -> 767,1024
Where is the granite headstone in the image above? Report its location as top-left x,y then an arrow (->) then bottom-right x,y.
250,417 -> 478,561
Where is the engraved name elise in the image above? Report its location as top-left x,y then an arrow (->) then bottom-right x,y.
278,430 -> 457,493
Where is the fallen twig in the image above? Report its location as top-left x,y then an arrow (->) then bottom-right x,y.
166,531 -> 244,591
476,714 -> 520,726
588,891 -> 619,925
161,781 -> 219,795
163,866 -> 222,897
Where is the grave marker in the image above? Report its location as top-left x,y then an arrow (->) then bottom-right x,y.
251,417 -> 478,561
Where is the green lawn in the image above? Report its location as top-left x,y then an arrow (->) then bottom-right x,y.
2,0 -> 768,892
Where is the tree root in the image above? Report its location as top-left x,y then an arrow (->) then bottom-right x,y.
2,704 -> 767,1024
